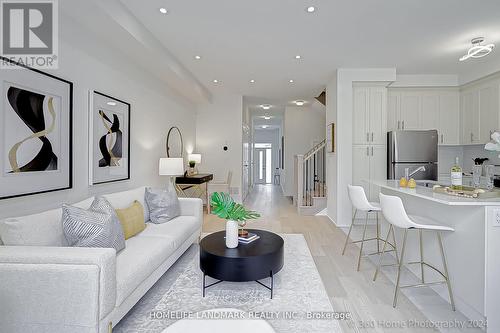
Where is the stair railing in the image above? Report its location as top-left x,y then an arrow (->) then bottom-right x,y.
294,139 -> 326,207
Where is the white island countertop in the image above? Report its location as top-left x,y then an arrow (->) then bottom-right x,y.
370,180 -> 500,206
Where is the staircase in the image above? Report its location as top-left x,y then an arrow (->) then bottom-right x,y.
294,139 -> 327,215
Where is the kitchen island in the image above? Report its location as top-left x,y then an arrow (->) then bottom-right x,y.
370,180 -> 500,331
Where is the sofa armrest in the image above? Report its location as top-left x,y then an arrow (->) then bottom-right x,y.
0,246 -> 116,331
178,198 -> 203,219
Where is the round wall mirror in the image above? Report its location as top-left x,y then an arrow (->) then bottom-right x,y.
166,126 -> 184,158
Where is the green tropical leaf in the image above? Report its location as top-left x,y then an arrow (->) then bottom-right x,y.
210,192 -> 260,222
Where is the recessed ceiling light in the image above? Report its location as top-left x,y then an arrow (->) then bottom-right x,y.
295,55 -> 301,59
159,7 -> 168,14
264,115 -> 271,120
295,100 -> 305,106
262,125 -> 268,129
260,104 -> 271,110
306,6 -> 316,13
289,79 -> 294,83
194,55 -> 201,60
250,79 -> 255,83
213,79 -> 219,83
460,37 -> 495,61
107,101 -> 117,106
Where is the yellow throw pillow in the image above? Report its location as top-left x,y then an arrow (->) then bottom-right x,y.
115,201 -> 146,239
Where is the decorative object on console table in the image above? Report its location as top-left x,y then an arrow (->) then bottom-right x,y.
0,57 -> 73,199
187,153 -> 201,176
326,123 -> 335,153
89,91 -> 130,185
210,192 -> 260,248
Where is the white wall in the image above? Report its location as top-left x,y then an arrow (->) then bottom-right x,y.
283,106 -> 326,197
0,35 -> 196,219
196,94 -> 243,200
326,68 -> 396,226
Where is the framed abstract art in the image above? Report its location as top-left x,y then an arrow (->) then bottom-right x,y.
0,57 -> 73,200
89,91 -> 130,185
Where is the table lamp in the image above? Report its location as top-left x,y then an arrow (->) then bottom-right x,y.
159,157 -> 184,188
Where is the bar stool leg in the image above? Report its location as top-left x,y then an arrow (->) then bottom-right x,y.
342,209 -> 357,255
391,226 -> 399,264
357,213 -> 369,271
373,224 -> 392,281
376,212 -> 380,253
437,232 -> 456,311
419,229 -> 425,284
393,229 -> 408,308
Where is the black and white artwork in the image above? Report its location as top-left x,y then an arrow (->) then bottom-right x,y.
0,57 -> 72,199
90,91 -> 130,185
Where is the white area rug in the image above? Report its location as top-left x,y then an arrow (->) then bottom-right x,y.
114,234 -> 342,333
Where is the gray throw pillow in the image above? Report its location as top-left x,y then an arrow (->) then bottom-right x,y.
62,196 -> 126,252
145,186 -> 180,224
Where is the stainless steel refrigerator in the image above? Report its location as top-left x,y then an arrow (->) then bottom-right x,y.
387,130 -> 438,180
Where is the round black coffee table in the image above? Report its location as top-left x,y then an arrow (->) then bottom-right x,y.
199,229 -> 284,298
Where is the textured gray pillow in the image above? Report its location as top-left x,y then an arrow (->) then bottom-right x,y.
62,196 -> 126,252
145,186 -> 180,223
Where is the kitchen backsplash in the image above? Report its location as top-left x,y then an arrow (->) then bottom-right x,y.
439,145 -> 500,176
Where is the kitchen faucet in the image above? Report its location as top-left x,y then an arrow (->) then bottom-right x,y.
406,166 -> 426,179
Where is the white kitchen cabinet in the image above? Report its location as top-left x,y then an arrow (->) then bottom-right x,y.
369,145 -> 387,201
479,86 -> 499,143
353,86 -> 387,145
438,93 -> 460,144
352,145 -> 371,197
352,144 -> 386,206
388,89 -> 460,145
400,92 -> 421,129
461,90 -> 480,144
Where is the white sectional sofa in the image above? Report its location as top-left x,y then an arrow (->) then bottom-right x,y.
0,186 -> 203,333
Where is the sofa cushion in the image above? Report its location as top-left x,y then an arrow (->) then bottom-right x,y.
115,236 -> 175,306
139,216 -> 200,247
0,197 -> 95,247
115,201 -> 146,239
145,187 -> 180,223
62,197 -> 126,253
103,187 -> 149,222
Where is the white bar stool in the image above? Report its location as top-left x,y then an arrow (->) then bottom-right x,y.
342,185 -> 397,271
375,193 -> 455,310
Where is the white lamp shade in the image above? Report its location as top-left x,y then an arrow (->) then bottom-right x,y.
188,153 -> 202,164
159,158 -> 184,176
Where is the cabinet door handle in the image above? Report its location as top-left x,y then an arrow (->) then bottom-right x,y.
471,132 -> 474,142
366,132 -> 369,142
402,121 -> 405,129
371,146 -> 374,156
366,147 -> 369,156
441,134 -> 443,143
371,132 -> 374,142
397,120 -> 400,130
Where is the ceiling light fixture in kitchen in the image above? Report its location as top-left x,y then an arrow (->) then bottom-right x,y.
159,7 -> 168,14
295,100 -> 305,106
306,6 -> 316,13
460,37 -> 495,61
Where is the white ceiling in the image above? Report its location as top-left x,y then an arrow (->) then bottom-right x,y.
117,0 -> 500,103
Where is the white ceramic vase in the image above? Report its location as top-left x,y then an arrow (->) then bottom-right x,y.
225,220 -> 239,248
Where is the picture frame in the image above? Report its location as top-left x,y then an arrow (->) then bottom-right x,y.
0,57 -> 73,200
89,91 -> 130,185
327,123 -> 335,153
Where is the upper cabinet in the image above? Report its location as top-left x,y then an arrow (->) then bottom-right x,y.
460,79 -> 500,144
353,86 -> 387,145
388,89 -> 460,144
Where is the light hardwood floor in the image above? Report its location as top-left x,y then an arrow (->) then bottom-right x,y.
203,185 -> 478,333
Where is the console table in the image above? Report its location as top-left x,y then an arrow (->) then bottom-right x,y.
175,174 -> 213,209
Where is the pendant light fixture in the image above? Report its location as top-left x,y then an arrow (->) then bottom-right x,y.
459,37 -> 495,62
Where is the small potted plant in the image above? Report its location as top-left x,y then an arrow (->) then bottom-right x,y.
210,192 -> 260,248
188,160 -> 197,176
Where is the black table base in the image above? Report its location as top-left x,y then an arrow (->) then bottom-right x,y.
202,270 -> 275,299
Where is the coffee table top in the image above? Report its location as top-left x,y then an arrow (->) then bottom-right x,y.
200,229 -> 284,259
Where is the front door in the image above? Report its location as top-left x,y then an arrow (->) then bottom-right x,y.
254,146 -> 272,184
